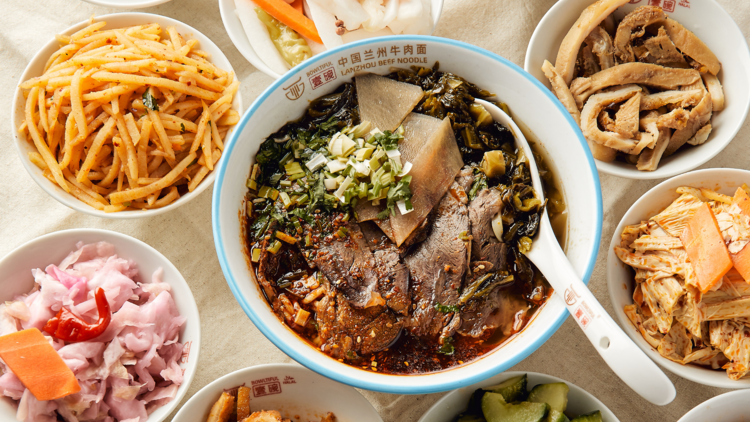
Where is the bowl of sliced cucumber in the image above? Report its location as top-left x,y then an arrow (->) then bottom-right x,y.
418,372 -> 619,422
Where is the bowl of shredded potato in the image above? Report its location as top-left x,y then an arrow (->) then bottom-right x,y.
11,13 -> 242,218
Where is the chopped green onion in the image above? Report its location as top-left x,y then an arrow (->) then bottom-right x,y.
267,240 -> 282,254
351,121 -> 373,139
279,192 -> 292,208
246,178 -> 258,190
258,186 -> 279,201
251,247 -> 262,263
285,161 -> 304,176
275,230 -> 297,244
288,172 -> 306,181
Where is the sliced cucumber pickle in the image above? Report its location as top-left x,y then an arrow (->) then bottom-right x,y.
570,411 -> 603,422
528,382 -> 570,413
483,374 -> 528,403
481,392 -> 549,422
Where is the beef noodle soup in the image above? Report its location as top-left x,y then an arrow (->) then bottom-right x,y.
242,63 -> 566,374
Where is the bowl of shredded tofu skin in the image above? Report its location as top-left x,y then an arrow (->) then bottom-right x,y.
524,0 -> 750,180
0,228 -> 201,422
219,0 -> 444,79
607,168 -> 750,388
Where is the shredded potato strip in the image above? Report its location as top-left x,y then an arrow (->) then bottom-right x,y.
18,20 -> 238,212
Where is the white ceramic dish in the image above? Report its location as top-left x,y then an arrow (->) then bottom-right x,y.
524,0 -> 750,180
678,389 -> 750,422
80,0 -> 172,8
607,168 -> 750,388
219,0 -> 444,79
0,228 -> 201,422
172,363 -> 382,422
418,371 -> 619,422
212,36 -> 603,394
11,13 -> 242,219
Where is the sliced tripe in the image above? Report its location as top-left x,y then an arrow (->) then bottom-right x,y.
680,202 -> 733,293
665,92 -> 712,156
636,123 -> 669,171
663,18 -> 722,75
235,0 -> 290,74
355,73 -> 424,132
554,0 -> 631,85
0,328 -> 81,401
702,73 -> 725,112
614,93 -> 640,138
390,115 -> 463,246
303,0 -> 343,50
541,60 -> 580,125
731,188 -> 750,283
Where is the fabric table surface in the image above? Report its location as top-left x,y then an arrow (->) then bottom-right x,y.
2,0 -> 750,421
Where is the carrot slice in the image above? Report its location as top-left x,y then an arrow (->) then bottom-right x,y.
731,187 -> 750,282
0,328 -> 80,401
680,202 -> 733,293
290,0 -> 304,14
254,0 -> 323,44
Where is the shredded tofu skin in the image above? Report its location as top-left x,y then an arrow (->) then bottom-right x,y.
617,186 -> 750,380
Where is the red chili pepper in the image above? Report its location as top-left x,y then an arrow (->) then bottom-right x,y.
43,288 -> 111,342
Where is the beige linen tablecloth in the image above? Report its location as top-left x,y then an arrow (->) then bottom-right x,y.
2,1 -> 750,421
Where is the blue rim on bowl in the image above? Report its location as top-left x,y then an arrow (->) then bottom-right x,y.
212,35 -> 603,394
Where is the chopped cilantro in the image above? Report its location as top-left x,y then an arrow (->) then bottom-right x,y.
370,130 -> 402,151
435,303 -> 460,313
438,337 -> 455,355
377,176 -> 412,219
142,89 -> 159,111
180,123 -> 186,133
468,170 -> 488,200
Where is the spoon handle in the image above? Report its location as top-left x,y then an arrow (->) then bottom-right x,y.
529,218 -> 676,406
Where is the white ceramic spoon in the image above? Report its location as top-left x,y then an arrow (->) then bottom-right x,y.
476,99 -> 676,406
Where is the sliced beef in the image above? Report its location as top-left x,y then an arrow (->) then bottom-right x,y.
304,221 -> 410,314
315,286 -> 403,359
458,286 -> 530,338
405,183 -> 470,340
304,222 -> 382,309
468,188 -> 508,271
373,248 -> 410,315
455,166 -> 475,192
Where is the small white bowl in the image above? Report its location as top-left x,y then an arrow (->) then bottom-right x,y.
11,13 -> 242,219
0,228 -> 201,422
80,0 -> 173,8
213,37 -> 602,394
607,168 -> 750,388
172,364 -> 382,422
219,0 -> 444,79
678,389 -> 750,422
524,0 -> 750,180
418,371 -> 619,422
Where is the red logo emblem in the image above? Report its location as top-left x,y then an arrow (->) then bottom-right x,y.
251,377 -> 282,397
309,67 -> 337,90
